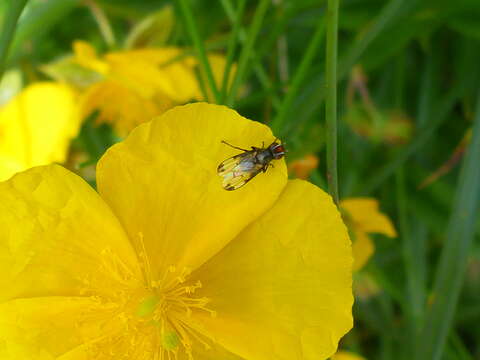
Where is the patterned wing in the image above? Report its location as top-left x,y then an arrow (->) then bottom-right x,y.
217,152 -> 263,191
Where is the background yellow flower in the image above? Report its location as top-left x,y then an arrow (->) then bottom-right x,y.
0,82 -> 80,182
72,41 -> 232,136
340,198 -> 397,271
0,103 -> 352,360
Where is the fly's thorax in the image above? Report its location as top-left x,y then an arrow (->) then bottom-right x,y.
255,149 -> 274,165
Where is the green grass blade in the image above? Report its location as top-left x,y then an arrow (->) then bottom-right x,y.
176,0 -> 221,103
325,0 -> 339,204
396,168 -> 426,355
270,20 -> 325,135
415,89 -> 480,360
225,0 -> 270,107
0,0 -> 29,80
222,0 -> 291,110
219,0 -> 246,104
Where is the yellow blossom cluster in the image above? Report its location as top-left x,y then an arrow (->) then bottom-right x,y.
72,41 -> 231,136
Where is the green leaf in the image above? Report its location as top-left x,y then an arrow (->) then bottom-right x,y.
0,0 -> 29,80
40,55 -> 102,88
7,0 -> 80,66
124,5 -> 175,49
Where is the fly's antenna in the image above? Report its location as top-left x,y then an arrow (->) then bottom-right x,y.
221,140 -> 248,152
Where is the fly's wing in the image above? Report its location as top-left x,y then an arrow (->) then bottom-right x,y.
217,152 -> 263,190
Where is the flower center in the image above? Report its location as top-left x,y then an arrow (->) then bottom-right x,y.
134,266 -> 217,360
77,234 -> 216,360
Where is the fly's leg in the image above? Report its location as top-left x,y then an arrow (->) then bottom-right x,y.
221,140 -> 248,152
264,163 -> 274,172
251,142 -> 264,152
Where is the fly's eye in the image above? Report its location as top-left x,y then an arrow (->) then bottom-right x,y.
271,144 -> 286,159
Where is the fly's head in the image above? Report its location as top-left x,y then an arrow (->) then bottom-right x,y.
269,141 -> 286,160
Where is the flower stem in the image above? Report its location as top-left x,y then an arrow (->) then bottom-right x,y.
0,0 -> 29,81
176,0 -> 221,103
325,0 -> 339,205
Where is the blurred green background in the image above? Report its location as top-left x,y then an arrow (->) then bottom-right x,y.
1,0 -> 480,359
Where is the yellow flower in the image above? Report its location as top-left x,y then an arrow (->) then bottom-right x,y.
0,103 -> 353,360
0,82 -> 80,181
72,41 -> 232,136
340,198 -> 397,271
331,350 -> 367,360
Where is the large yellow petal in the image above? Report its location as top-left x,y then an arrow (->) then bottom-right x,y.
97,102 -> 288,280
0,82 -> 81,181
0,164 -> 142,302
191,179 -> 353,360
340,198 -> 397,237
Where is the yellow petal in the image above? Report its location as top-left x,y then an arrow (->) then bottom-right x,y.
331,350 -> 367,360
191,179 -> 353,360
351,230 -> 374,271
73,40 -> 109,74
97,102 -> 288,280
340,197 -> 397,237
0,164 -> 141,302
0,296 -> 122,360
0,82 -> 81,181
105,48 -> 199,102
80,80 -> 173,136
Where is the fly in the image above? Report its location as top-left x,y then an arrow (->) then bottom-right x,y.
217,140 -> 286,191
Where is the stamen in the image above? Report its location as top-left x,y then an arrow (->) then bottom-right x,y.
137,232 -> 154,289
80,260 -> 218,359
174,316 -> 212,351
